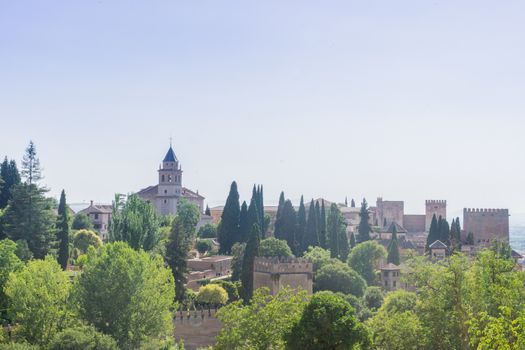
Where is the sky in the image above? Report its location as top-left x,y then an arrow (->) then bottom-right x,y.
1,0 -> 524,222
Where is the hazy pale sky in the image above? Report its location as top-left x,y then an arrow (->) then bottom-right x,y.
1,1 -> 524,221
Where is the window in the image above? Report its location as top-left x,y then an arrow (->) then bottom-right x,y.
164,190 -> 167,194
161,175 -> 165,182
168,175 -> 172,182
94,213 -> 99,220
164,199 -> 167,204
393,281 -> 397,287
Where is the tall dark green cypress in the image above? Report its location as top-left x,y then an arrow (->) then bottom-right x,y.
295,196 -> 307,256
274,191 -> 285,238
0,158 -> 21,209
277,200 -> 297,253
439,217 -> 450,245
205,205 -> 211,216
358,198 -> 372,242
350,232 -> 356,248
238,201 -> 249,242
241,223 -> 260,302
303,200 -> 319,253
327,204 -> 340,259
338,222 -> 349,261
218,181 -> 240,254
426,214 -> 439,252
319,201 -> 327,248
258,185 -> 265,235
387,225 -> 400,265
57,190 -> 70,270
351,198 -> 356,208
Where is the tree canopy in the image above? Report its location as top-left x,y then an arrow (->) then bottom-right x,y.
259,237 -> 293,258
347,240 -> 387,285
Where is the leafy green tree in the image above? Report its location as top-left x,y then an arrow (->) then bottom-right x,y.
275,200 -> 296,253
0,343 -> 39,350
338,222 -> 349,262
380,289 -> 417,314
241,223 -> 260,301
286,291 -> 370,350
48,325 -> 119,350
0,239 -> 23,315
56,190 -> 70,270
5,257 -> 73,345
367,310 -> 425,350
295,196 -> 307,256
196,284 -> 228,305
425,214 -> 439,252
364,286 -> 384,311
14,239 -> 33,261
196,238 -> 213,255
210,280 -> 240,302
72,212 -> 93,230
215,288 -> 308,350
357,198 -> 372,242
230,242 -> 246,281
20,141 -> 42,185
197,223 -> 217,238
73,229 -> 102,254
387,225 -> 400,265
165,199 -> 200,301
347,241 -> 386,285
74,242 -> 175,349
315,261 -> 367,297
3,184 -> 56,258
217,181 -> 240,254
259,237 -> 293,257
109,193 -> 160,251
0,157 -> 21,209
303,246 -> 332,271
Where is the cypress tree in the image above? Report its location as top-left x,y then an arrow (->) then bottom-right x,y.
57,190 -> 70,270
327,204 -> 340,259
387,225 -> 400,265
466,232 -> 475,245
0,157 -> 21,209
319,201 -> 327,248
241,223 -> 260,302
358,198 -> 372,242
338,222 -> 350,261
274,191 -> 285,238
218,181 -> 240,254
278,200 -> 297,252
205,205 -> 211,216
350,232 -> 356,248
345,197 -> 348,207
303,200 -> 319,253
455,217 -> 462,244
295,196 -> 307,256
238,201 -> 249,242
258,185 -> 265,235
351,198 -> 356,208
439,217 -> 450,245
426,214 -> 439,252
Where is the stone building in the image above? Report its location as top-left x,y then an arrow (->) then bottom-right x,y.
253,257 -> 313,295
462,208 -> 509,245
137,145 -> 205,216
429,240 -> 447,261
426,200 -> 447,231
376,198 -> 404,228
77,201 -> 112,240
381,263 -> 402,291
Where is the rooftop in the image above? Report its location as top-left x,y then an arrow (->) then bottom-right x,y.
429,240 -> 447,249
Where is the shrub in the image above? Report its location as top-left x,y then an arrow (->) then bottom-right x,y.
196,239 -> 213,255
198,224 -> 217,238
48,325 -> 119,350
315,261 -> 367,297
196,284 -> 228,305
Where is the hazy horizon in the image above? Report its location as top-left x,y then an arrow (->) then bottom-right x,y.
1,1 -> 524,222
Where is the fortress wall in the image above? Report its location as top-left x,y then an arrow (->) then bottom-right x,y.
403,215 -> 426,233
463,208 -> 509,244
425,200 -> 447,232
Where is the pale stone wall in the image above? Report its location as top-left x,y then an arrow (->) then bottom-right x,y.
425,200 -> 447,231
403,214 -> 425,233
463,208 -> 509,244
376,198 -> 404,227
253,257 -> 313,296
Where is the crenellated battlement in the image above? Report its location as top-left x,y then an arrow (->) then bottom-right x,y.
464,208 -> 509,215
254,257 -> 312,274
426,200 -> 447,205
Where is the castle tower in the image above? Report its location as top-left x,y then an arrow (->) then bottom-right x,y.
157,145 -> 183,216
463,208 -> 509,245
425,200 -> 447,232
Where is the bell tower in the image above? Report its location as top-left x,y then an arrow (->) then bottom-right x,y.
157,143 -> 183,215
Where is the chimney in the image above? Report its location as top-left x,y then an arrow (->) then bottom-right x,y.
90,200 -> 94,207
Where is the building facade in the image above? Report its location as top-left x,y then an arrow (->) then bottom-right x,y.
137,145 -> 205,216
77,201 -> 112,240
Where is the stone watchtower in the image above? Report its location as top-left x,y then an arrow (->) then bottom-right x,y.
253,257 -> 313,295
425,200 -> 447,232
157,145 -> 183,216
